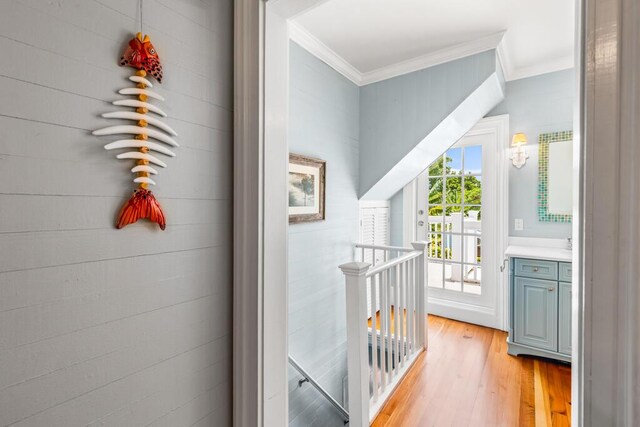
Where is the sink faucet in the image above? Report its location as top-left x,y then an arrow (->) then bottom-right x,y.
567,237 -> 572,250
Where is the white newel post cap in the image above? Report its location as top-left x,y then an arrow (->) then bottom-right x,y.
338,262 -> 371,276
411,241 -> 429,251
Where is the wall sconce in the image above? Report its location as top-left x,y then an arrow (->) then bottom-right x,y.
510,132 -> 529,168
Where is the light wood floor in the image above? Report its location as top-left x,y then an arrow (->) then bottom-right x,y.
371,315 -> 571,427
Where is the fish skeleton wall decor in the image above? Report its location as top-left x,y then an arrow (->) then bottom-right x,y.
93,32 -> 177,230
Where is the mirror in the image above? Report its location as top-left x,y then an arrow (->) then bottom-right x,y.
538,131 -> 573,222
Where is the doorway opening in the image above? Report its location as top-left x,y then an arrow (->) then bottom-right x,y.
415,116 -> 508,330
234,0 -> 598,425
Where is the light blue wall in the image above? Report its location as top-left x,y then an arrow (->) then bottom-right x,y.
389,69 -> 574,245
288,42 -> 360,427
359,51 -> 499,198
488,69 -> 574,238
390,190 -> 404,247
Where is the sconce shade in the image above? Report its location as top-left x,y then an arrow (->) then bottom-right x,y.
512,132 -> 528,146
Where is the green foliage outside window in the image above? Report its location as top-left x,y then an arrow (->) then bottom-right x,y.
427,156 -> 482,217
427,154 -> 483,263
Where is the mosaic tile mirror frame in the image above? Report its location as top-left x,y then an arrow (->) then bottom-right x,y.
538,131 -> 573,223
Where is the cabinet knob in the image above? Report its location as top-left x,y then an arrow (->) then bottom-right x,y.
548,287 -> 554,292
533,267 -> 539,272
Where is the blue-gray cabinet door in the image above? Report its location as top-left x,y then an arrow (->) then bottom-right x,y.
558,281 -> 572,355
514,277 -> 558,351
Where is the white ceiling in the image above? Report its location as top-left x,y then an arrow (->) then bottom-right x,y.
293,0 -> 575,83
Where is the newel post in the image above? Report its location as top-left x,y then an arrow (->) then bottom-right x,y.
411,242 -> 429,349
339,261 -> 371,427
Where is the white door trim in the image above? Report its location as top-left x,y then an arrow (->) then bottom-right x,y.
402,180 -> 417,248
406,115 -> 509,330
578,0 -> 640,423
477,114 -> 510,331
233,1 -> 327,426
233,1 -> 264,425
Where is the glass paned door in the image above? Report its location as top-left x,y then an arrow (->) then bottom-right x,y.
426,145 -> 483,294
416,124 -> 502,328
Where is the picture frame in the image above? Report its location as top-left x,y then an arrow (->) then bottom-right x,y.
288,153 -> 326,223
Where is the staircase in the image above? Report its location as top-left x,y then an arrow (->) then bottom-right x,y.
339,242 -> 429,426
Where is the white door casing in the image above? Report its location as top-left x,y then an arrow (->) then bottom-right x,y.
413,115 -> 509,330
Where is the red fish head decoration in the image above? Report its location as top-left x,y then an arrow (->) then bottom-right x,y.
119,32 -> 163,83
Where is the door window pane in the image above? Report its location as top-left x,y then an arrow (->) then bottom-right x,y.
427,233 -> 443,260
443,263 -> 462,292
464,145 -> 482,174
428,155 -> 445,176
444,210 -> 463,234
427,207 -> 444,232
445,147 -> 462,174
464,175 -> 482,204
443,233 -> 460,263
428,177 -> 444,204
444,176 -> 462,204
463,234 -> 481,265
427,262 -> 444,289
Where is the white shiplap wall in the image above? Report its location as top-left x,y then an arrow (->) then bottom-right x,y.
0,0 -> 232,425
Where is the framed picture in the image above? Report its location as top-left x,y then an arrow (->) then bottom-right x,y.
288,153 -> 326,223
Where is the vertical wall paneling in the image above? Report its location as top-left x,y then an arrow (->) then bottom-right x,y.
0,0 -> 233,425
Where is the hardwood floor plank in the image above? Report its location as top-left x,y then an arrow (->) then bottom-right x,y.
519,357 -> 536,426
371,316 -> 570,427
534,360 -> 552,427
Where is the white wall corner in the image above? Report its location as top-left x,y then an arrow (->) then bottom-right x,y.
288,21 -> 363,85
496,36 -> 514,82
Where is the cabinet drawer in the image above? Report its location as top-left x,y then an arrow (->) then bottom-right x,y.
514,258 -> 558,281
559,262 -> 572,282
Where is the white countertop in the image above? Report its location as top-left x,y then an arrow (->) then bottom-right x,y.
505,245 -> 572,262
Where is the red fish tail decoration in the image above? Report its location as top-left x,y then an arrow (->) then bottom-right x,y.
116,188 -> 166,230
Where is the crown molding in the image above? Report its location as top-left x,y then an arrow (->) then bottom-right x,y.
289,23 -> 572,86
288,21 -> 363,85
359,31 -> 506,85
495,36 -> 514,80
495,35 -> 573,81
506,56 -> 574,81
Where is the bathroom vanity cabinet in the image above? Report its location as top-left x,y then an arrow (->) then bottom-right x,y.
505,246 -> 572,363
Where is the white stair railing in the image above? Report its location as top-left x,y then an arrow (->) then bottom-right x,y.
356,243 -> 416,316
340,242 -> 429,426
355,243 -> 415,266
